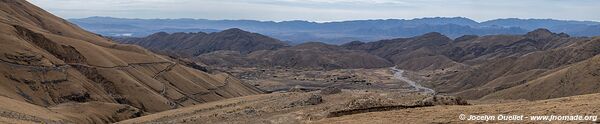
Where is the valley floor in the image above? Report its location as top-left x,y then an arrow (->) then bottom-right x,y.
219,67 -> 417,93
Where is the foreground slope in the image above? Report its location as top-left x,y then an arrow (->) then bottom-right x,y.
0,0 -> 261,123
118,90 -> 600,124
0,95 -> 142,123
317,93 -> 600,123
117,90 -> 463,124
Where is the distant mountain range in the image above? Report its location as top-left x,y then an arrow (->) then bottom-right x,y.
69,16 -> 600,44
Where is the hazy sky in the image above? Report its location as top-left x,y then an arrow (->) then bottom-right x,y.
28,0 -> 600,22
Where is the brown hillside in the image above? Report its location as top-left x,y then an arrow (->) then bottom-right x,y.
0,0 -> 261,123
481,54 -> 600,100
343,30 -> 600,100
197,42 -> 393,69
438,36 -> 600,99
114,28 -> 289,57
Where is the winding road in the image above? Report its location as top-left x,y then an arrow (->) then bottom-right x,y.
391,67 -> 435,94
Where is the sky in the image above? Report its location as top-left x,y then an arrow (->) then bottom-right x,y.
27,0 -> 600,22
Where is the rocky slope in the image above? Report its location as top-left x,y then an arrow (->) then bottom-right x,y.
0,0 -> 261,123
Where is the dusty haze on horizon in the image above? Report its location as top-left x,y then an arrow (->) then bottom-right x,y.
28,0 -> 600,22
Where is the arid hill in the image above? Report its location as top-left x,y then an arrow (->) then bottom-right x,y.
113,29 -> 393,70
0,0 -> 261,123
114,28 -> 289,57
115,25 -> 599,101
197,42 -> 393,69
342,32 -> 462,71
343,29 -> 600,100
480,54 -> 600,100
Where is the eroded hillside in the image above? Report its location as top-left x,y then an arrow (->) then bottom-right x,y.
0,0 -> 261,123
342,29 -> 600,100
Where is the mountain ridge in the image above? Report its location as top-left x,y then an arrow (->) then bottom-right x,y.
74,16 -> 600,25
113,29 -> 394,70
340,28 -> 600,100
114,28 -> 289,57
70,16 -> 600,44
